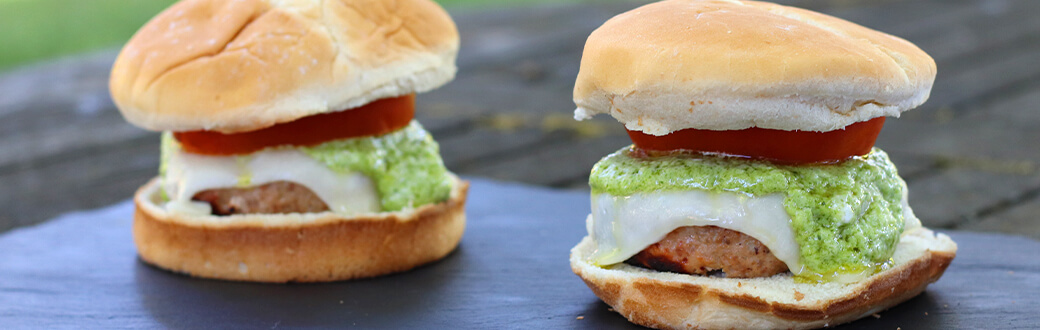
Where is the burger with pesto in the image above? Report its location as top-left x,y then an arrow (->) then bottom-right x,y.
109,0 -> 467,282
568,1 -> 957,328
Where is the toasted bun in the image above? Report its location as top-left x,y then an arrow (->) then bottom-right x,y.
571,227 -> 956,329
573,0 -> 936,134
111,0 -> 459,133
133,176 -> 468,283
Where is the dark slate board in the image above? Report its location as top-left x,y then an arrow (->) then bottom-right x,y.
1,179 -> 1038,329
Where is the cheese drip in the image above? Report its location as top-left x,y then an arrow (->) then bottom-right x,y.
159,121 -> 453,216
589,191 -> 801,273
162,139 -> 379,216
586,189 -> 922,282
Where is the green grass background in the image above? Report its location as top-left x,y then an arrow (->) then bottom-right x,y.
0,0 -> 554,72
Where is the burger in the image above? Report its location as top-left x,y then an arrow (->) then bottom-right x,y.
568,0 -> 957,328
109,0 -> 466,282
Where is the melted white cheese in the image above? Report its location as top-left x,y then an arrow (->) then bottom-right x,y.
163,147 -> 379,216
587,189 -> 922,276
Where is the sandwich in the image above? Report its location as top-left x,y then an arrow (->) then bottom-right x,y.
109,0 -> 466,283
568,0 -> 957,328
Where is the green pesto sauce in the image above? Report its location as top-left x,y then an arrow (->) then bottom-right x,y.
301,121 -> 452,211
590,147 -> 906,278
160,121 -> 452,212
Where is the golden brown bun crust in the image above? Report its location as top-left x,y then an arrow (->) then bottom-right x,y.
133,177 -> 468,283
573,0 -> 937,134
111,0 -> 459,133
571,228 -> 956,329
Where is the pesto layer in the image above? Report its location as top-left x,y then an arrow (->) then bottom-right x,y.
589,147 -> 906,278
302,121 -> 453,211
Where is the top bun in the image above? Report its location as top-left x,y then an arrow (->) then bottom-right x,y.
110,0 -> 459,133
573,0 -> 936,134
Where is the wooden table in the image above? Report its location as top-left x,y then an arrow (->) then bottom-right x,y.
3,0 -> 1040,241
2,178 -> 1038,329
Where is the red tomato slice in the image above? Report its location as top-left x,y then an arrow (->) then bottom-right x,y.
174,94 -> 415,156
627,117 -> 886,164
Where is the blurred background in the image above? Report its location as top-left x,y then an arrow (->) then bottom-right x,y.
2,0 -> 1038,240
0,0 -> 571,71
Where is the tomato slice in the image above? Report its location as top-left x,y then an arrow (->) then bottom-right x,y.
627,117 -> 886,164
174,94 -> 415,156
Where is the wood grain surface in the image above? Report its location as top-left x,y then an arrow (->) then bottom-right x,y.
0,179 -> 1037,329
2,0 -> 1040,242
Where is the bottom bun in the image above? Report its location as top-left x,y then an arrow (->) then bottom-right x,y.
133,176 -> 468,283
570,227 -> 956,329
